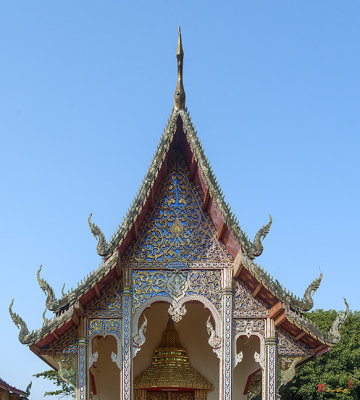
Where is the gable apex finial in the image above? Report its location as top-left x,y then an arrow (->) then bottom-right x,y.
174,26 -> 186,109
177,25 -> 183,56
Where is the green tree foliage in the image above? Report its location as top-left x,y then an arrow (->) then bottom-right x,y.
34,370 -> 74,398
279,310 -> 360,399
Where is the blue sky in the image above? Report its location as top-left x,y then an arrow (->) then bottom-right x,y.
0,1 -> 359,398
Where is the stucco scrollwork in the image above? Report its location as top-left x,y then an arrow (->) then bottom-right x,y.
132,270 -> 222,315
233,318 -> 266,372
87,319 -> 122,370
111,348 -> 122,370
132,315 -> 148,358
233,318 -> 265,337
88,351 -> 98,368
233,351 -> 243,368
167,272 -> 188,299
206,316 -> 222,359
168,302 -> 187,323
131,293 -> 222,360
254,350 -> 265,370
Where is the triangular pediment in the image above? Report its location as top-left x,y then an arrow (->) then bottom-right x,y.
123,151 -> 233,268
277,329 -> 314,356
85,278 -> 122,318
233,280 -> 269,318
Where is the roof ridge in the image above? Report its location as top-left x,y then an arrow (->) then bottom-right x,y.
241,256 -> 323,314
89,107 -> 272,261
285,298 -> 349,345
9,106 -> 349,349
178,109 -> 272,260
89,109 -> 180,257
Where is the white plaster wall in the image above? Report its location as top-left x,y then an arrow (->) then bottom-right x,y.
91,335 -> 120,400
133,302 -> 219,400
233,335 -> 262,400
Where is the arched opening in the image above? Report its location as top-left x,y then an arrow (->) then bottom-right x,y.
90,335 -> 121,400
233,335 -> 263,400
133,301 -> 219,400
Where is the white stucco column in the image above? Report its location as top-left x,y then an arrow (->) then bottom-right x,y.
265,318 -> 277,400
121,268 -> 133,400
221,268 -> 233,400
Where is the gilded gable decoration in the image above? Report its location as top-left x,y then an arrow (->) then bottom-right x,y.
277,329 -> 313,356
232,280 -> 269,318
41,325 -> 78,356
123,155 -> 233,268
85,278 -> 122,318
132,270 -> 222,314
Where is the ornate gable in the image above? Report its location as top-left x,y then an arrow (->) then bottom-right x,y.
123,152 -> 233,268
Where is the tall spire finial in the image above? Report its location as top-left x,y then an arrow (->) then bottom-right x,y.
174,26 -> 185,109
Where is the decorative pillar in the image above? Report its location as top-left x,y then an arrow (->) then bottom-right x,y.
77,318 -> 88,400
121,267 -> 133,400
221,268 -> 233,400
265,318 -> 277,400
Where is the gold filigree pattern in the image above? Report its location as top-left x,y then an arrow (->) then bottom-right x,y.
132,270 -> 222,313
277,329 -> 313,356
41,326 -> 78,356
123,155 -> 232,266
88,318 -> 121,337
233,280 -> 269,318
85,278 -> 122,318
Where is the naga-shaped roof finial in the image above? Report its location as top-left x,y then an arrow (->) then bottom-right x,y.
289,272 -> 323,313
174,26 -> 185,110
301,272 -> 323,311
37,265 -> 61,312
329,298 -> 350,344
9,299 -> 31,344
25,381 -> 32,397
88,213 -> 109,256
243,215 -> 272,259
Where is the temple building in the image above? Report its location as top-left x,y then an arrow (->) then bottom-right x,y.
10,28 -> 349,400
0,378 -> 31,400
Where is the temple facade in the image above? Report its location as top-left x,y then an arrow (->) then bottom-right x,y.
10,28 -> 349,400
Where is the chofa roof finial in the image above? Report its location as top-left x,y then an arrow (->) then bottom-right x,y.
174,26 -> 185,109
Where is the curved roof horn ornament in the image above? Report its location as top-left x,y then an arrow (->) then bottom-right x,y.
88,213 -> 109,256
329,298 -> 350,344
37,265 -> 59,311
174,26 -> 185,110
243,215 -> 272,259
9,299 -> 31,344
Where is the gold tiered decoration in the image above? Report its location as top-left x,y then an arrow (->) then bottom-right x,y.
134,319 -> 213,400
